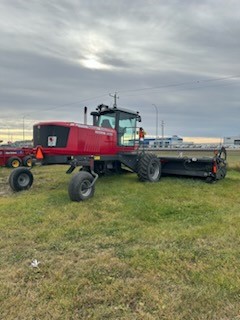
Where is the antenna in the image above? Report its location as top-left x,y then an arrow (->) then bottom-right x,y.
109,92 -> 119,108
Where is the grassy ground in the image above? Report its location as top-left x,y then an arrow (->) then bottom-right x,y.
0,151 -> 240,319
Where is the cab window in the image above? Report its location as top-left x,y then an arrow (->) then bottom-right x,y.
118,112 -> 137,146
98,114 -> 115,129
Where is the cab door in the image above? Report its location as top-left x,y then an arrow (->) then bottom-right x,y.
116,111 -> 137,147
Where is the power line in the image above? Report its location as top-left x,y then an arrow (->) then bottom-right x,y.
20,93 -> 109,118
117,74 -> 240,94
119,77 -> 240,98
117,75 -> 240,97
19,74 -> 240,117
43,93 -> 109,112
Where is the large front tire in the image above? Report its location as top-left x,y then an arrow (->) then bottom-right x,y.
68,171 -> 95,201
9,167 -> 34,191
137,153 -> 161,182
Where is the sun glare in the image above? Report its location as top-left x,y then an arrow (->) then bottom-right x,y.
81,57 -> 110,70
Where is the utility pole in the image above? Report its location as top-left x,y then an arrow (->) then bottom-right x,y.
23,116 -> 25,142
109,92 -> 119,108
161,120 -> 165,147
23,114 -> 29,144
152,104 -> 159,146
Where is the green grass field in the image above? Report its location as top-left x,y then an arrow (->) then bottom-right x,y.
0,151 -> 240,319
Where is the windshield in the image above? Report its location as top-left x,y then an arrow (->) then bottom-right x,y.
98,113 -> 116,129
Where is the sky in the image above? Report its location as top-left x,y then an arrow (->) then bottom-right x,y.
0,0 -> 240,143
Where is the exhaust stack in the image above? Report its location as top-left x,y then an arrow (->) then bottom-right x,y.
84,106 -> 87,124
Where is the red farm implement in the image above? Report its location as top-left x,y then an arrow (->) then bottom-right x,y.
0,147 -> 34,168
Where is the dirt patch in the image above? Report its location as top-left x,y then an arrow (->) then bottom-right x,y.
0,188 -> 11,197
0,176 -> 11,196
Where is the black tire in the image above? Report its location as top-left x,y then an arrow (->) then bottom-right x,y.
6,157 -> 22,168
216,166 -> 227,180
22,156 -> 33,167
137,153 -> 161,182
68,171 -> 95,201
206,176 -> 214,183
216,147 -> 227,161
9,167 -> 34,192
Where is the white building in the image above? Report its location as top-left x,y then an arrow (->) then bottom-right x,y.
223,136 -> 240,145
150,135 -> 183,148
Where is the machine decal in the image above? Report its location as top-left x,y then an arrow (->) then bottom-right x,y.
48,136 -> 57,147
95,130 -> 113,136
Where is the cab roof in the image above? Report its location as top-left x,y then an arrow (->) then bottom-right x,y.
91,104 -> 141,118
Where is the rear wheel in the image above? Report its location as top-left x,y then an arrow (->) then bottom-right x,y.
68,171 -> 95,201
137,153 -> 161,182
9,167 -> 34,191
23,156 -> 33,167
216,165 -> 227,180
6,157 -> 22,168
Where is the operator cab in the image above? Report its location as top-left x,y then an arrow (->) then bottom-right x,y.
91,104 -> 141,147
